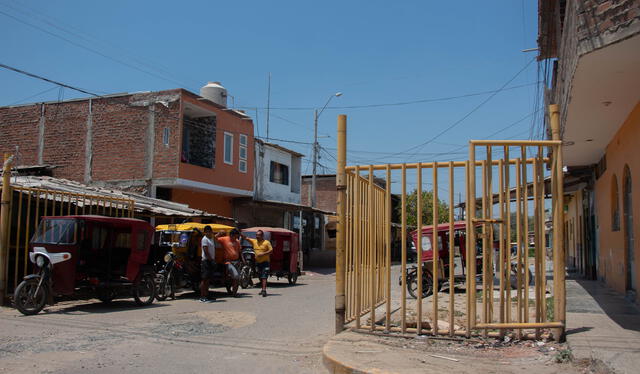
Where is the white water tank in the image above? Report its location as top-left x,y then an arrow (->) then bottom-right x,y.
200,81 -> 227,107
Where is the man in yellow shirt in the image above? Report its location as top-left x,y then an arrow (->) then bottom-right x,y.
244,230 -> 273,297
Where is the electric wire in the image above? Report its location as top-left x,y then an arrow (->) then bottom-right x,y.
0,8 -> 194,89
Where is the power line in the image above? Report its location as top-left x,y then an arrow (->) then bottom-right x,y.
366,58 -> 536,163
0,8 -> 194,89
255,136 -> 312,145
238,81 -> 538,111
8,86 -> 59,105
0,62 -> 100,97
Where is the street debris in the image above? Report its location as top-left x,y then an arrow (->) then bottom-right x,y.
429,354 -> 459,362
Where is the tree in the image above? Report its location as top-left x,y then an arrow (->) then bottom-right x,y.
398,189 -> 450,227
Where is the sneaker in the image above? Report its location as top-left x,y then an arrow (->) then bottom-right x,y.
261,290 -> 267,297
199,297 -> 215,303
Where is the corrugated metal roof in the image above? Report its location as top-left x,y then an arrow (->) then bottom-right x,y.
7,176 -> 235,221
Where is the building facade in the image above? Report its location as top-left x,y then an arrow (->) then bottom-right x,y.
0,85 -> 255,218
538,0 -> 640,299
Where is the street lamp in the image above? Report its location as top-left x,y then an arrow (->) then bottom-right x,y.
311,92 -> 342,208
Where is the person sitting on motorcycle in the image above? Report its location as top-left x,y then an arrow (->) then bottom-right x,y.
242,230 -> 273,297
214,228 -> 241,294
199,225 -> 216,303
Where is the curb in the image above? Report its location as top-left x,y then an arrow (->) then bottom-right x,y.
322,341 -> 369,374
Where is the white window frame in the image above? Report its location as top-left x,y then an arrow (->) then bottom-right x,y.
224,132 -> 234,165
239,134 -> 247,173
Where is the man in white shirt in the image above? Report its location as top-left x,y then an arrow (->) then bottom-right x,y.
200,226 -> 216,302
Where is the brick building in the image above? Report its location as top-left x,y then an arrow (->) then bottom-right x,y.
538,0 -> 640,299
0,83 -> 254,218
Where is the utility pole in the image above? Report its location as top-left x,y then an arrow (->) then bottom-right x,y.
266,72 -> 271,141
310,92 -> 342,208
311,109 -> 319,208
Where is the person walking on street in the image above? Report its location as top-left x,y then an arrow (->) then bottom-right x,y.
215,228 -> 241,293
199,226 -> 216,303
243,230 -> 273,297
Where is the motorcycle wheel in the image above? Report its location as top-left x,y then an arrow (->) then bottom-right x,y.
287,272 -> 298,285
407,272 -> 433,299
239,266 -> 252,289
14,278 -> 48,315
156,273 -> 168,301
156,271 -> 176,301
134,273 -> 156,306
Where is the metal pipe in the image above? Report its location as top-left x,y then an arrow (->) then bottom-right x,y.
432,162 -> 439,336
448,161 -> 455,337
549,104 -> 566,341
344,158 -> 550,171
416,162 -> 423,335
514,158 -> 521,332
335,114 -> 347,334
354,166 -> 362,329
385,164 -> 392,331
498,158 -> 505,334
401,163 -> 407,333
522,146 -> 529,327
368,165 -> 375,332
0,153 -> 14,304
468,145 -> 477,330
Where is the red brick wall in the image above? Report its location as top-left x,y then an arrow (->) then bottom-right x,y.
152,100 -> 181,178
301,176 -> 337,213
0,90 -> 183,183
0,104 -> 41,166
91,96 -> 149,181
42,101 -> 88,180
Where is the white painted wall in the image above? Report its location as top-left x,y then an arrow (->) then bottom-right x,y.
254,141 -> 302,204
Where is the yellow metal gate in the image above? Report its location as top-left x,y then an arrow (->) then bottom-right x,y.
335,105 -> 566,340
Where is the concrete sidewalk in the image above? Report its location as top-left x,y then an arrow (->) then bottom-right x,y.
323,330 -> 581,374
322,277 -> 640,373
565,278 -> 640,374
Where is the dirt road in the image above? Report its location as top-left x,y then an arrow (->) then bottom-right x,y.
0,269 -> 335,374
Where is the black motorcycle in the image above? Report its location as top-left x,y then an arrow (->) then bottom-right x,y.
239,247 -> 255,289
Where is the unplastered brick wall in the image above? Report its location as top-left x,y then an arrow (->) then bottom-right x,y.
42,100 -> 88,180
0,104 -> 42,166
0,90 -> 182,184
91,96 -> 149,181
576,0 -> 640,49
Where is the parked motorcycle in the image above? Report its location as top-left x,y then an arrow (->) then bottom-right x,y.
239,246 -> 255,289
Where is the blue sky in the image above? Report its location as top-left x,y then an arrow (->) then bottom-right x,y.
0,0 -> 543,182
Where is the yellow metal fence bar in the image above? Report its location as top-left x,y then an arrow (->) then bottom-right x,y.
368,165 -> 375,332
448,161 -> 455,337
468,144 -> 477,331
522,146 -> 530,329
401,163 -> 407,333
504,147 -> 512,328
498,158 -> 505,335
416,162 -> 423,335
432,163 -> 439,336
385,164 -> 391,331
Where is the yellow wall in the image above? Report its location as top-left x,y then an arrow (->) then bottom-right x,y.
594,101 -> 640,294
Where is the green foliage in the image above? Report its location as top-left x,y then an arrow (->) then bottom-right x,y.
399,189 -> 450,227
